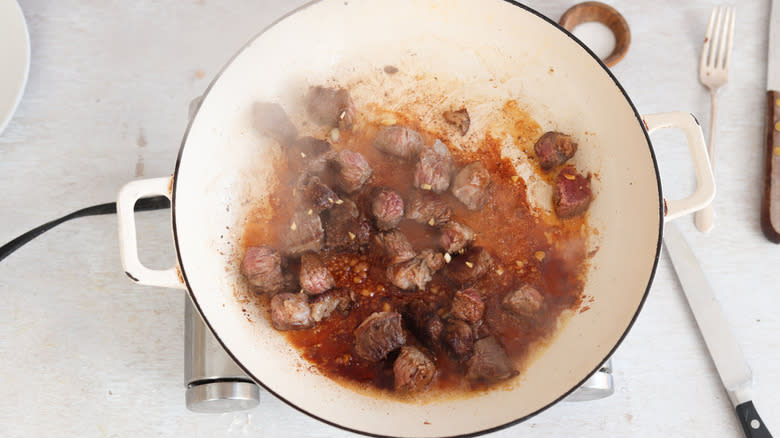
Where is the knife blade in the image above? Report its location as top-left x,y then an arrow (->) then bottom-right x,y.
663,223 -> 772,438
762,0 -> 780,242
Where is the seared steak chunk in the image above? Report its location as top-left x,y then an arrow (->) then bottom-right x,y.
283,211 -> 324,256
405,299 -> 445,349
443,318 -> 474,359
445,246 -> 494,285
295,175 -> 339,213
553,165 -> 593,218
286,136 -> 331,174
374,230 -> 416,265
305,86 -> 355,130
394,346 -> 436,392
414,139 -> 454,194
439,220 -> 475,253
252,102 -> 298,144
534,131 -> 577,170
373,125 -> 424,160
502,285 -> 544,318
451,162 -> 493,210
387,257 -> 433,291
451,288 -> 484,323
270,293 -> 313,331
299,253 -> 335,295
466,337 -> 516,382
310,288 -> 351,322
354,311 -> 406,361
241,245 -> 284,294
331,150 -> 373,193
419,249 -> 445,272
405,190 -> 452,226
370,187 -> 405,230
442,108 -> 470,136
323,198 -> 372,251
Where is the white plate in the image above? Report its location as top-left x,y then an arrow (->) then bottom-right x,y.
0,0 -> 30,135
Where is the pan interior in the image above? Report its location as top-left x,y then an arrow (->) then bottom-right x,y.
172,0 -> 661,436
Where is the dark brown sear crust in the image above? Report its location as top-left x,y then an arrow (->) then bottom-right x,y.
354,311 -> 406,362
241,100 -> 593,396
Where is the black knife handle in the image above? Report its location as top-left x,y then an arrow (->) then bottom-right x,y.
736,401 -> 773,438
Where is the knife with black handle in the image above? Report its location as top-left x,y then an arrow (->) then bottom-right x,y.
663,223 -> 772,438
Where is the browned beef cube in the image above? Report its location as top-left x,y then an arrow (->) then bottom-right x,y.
374,230 -> 416,265
354,311 -> 406,362
405,190 -> 452,226
502,285 -> 544,318
310,288 -> 351,322
299,253 -> 335,295
373,125 -> 424,160
323,199 -> 372,251
442,108 -> 470,136
370,187 -> 405,230
252,102 -> 298,145
295,176 -> 339,213
393,346 -> 436,393
283,211 -> 324,256
451,288 -> 484,323
405,299 -> 445,349
414,139 -> 454,194
241,245 -> 285,294
443,318 -> 474,359
439,220 -> 475,253
387,257 -> 433,291
270,293 -> 314,331
553,165 -> 593,218
534,131 -> 577,170
331,150 -> 373,193
419,249 -> 445,272
286,136 -> 331,174
445,246 -> 494,285
305,86 -> 355,131
451,162 -> 493,210
466,337 -> 516,382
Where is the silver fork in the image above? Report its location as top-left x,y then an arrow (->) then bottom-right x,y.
695,6 -> 735,233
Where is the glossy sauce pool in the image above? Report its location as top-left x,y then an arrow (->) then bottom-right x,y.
242,102 -> 592,397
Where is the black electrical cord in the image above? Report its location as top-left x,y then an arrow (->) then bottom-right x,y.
0,196 -> 171,263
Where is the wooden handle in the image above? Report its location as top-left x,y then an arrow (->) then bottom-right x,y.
761,90 -> 780,243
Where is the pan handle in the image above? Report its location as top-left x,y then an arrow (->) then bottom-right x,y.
117,176 -> 186,290
643,112 -> 715,222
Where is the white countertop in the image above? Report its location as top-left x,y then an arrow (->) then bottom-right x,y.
1,1 -> 778,437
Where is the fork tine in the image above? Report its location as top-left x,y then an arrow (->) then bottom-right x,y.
715,7 -> 730,68
724,7 -> 736,69
716,7 -> 733,69
708,6 -> 724,67
701,7 -> 717,67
